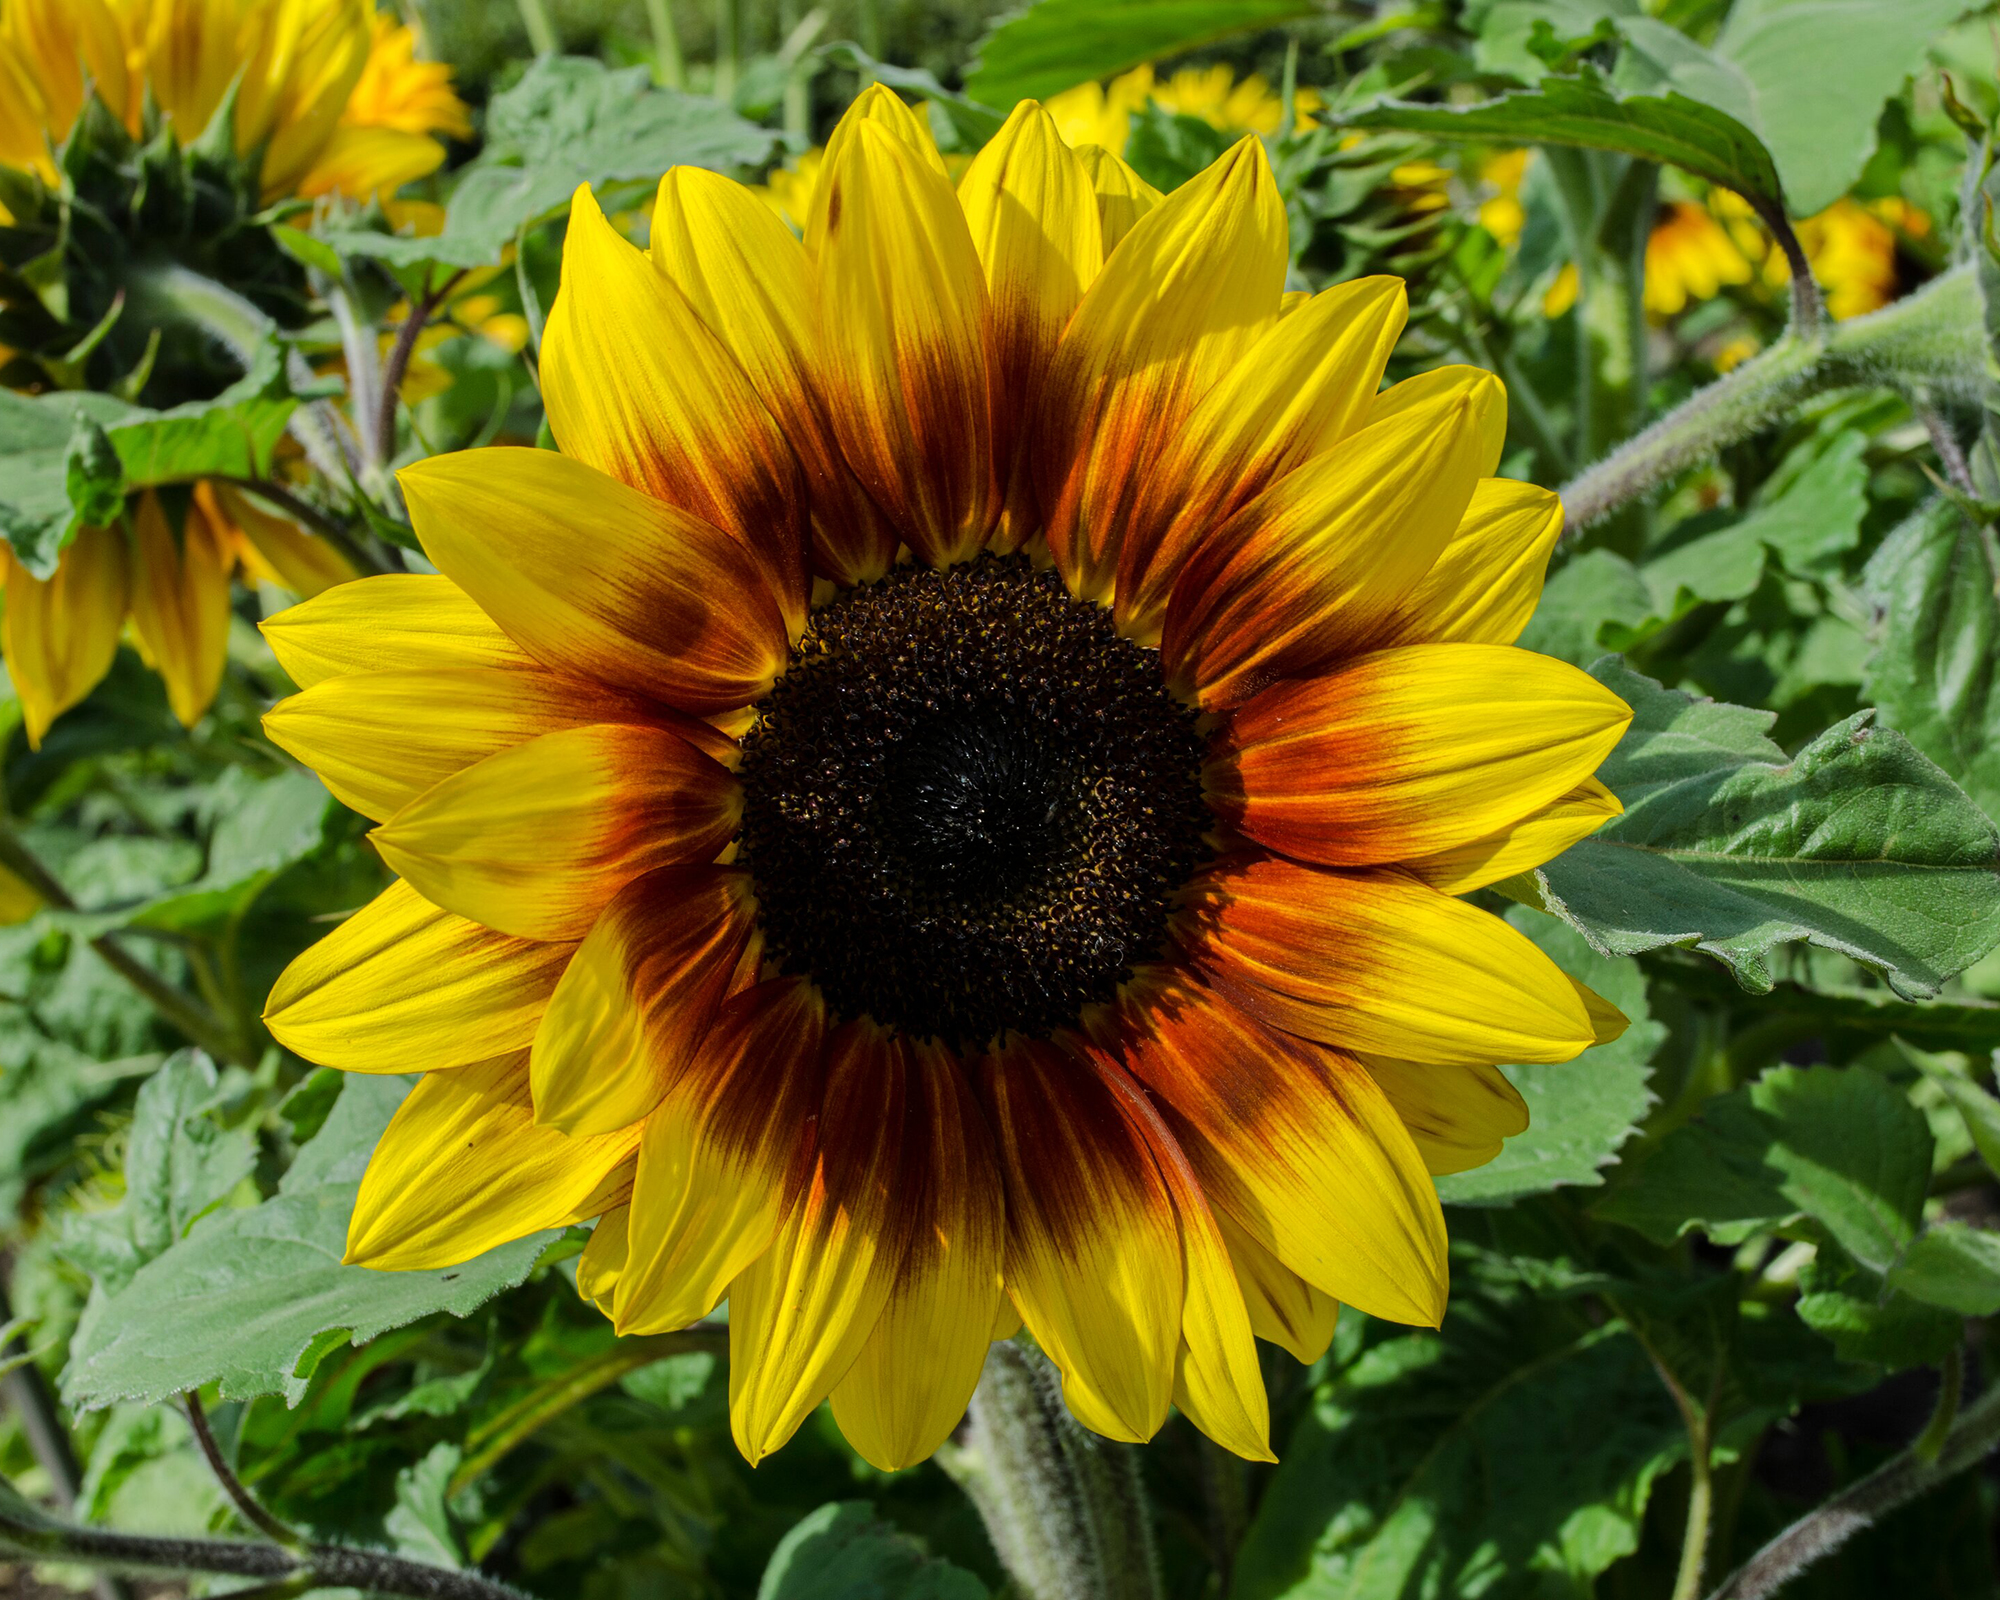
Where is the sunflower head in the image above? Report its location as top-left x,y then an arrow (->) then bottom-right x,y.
0,0 -> 466,400
262,87 -> 1630,1473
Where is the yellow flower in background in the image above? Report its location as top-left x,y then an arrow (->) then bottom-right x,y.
3,482 -> 355,745
1045,62 -> 1321,158
0,0 -> 467,201
752,148 -> 825,233
1795,197 -> 1927,320
1477,149 -> 1531,247
1643,201 -> 1755,316
261,89 -> 1628,1473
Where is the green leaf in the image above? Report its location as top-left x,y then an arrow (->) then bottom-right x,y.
963,0 -> 1314,110
61,1074 -> 552,1410
759,1503 -> 988,1600
1863,500 -> 2000,824
1232,1311 -> 1682,1600
0,335 -> 296,575
324,57 -> 780,271
1435,912 -> 1659,1205
128,769 -> 330,934
1637,430 -> 1872,612
1593,1065 -> 1932,1272
1516,549 -> 1656,667
57,1051 -> 256,1297
1797,1241 -> 1961,1368
1910,1059 -> 2000,1180
1886,1222 -> 2000,1315
1616,0 -> 1975,217
1530,662 -> 2000,998
0,388 -> 135,576
1343,66 -> 1788,224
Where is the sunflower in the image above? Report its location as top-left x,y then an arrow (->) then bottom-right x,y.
1045,63 -> 1322,157
0,0 -> 467,202
260,89 -> 1630,1469
4,481 -> 354,745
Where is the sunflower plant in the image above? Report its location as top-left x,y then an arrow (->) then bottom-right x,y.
3,4 -> 2000,1600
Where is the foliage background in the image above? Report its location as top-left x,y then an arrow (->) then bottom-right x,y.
6,1 -> 2000,1597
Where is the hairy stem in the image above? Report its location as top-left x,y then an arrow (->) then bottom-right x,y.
1706,1373 -> 2000,1600
185,1392 -> 304,1550
1561,263 -> 1983,533
0,1283 -> 129,1600
939,1340 -> 1162,1600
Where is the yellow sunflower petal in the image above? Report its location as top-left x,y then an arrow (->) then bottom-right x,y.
3,525 -> 128,749
1115,276 -> 1409,637
650,167 -> 898,586
1209,643 -> 1633,868
1404,777 -> 1622,895
370,723 -> 738,943
263,666 -> 668,823
260,573 -> 534,688
616,979 -> 827,1336
1037,135 -> 1287,603
346,1052 -> 640,1269
530,865 -> 758,1137
1161,370 -> 1504,709
543,186 -> 806,633
577,1203 -> 630,1316
264,879 -> 575,1072
814,117 -> 995,568
1097,1058 -> 1271,1463
127,488 -> 231,729
1214,1207 -> 1340,1364
980,1039 -> 1181,1443
1189,857 -> 1598,1067
294,122 -> 444,201
399,447 -> 790,717
1073,143 -> 1162,255
211,484 -> 356,598
1114,976 -> 1447,1326
1366,478 -> 1566,650
1359,1055 -> 1530,1178
730,1024 -> 910,1465
1367,365 -> 1508,475
805,83 -> 949,257
957,100 -> 1102,550
831,1044 -> 1007,1471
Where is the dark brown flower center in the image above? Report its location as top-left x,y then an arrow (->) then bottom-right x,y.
736,553 -> 1210,1050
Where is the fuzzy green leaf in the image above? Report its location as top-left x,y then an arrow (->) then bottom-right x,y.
1593,1065 -> 1932,1272
964,0 -> 1314,109
1344,67 -> 1787,220
323,57 -> 780,270
61,1075 -> 551,1410
759,1503 -> 988,1600
1886,1222 -> 2000,1315
1233,1309 -> 1683,1600
1863,499 -> 2000,823
1616,0 -> 1975,216
1530,662 -> 2000,997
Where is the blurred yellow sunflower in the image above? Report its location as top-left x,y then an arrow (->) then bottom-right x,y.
0,0 -> 468,202
3,482 -> 353,744
261,89 -> 1628,1472
1045,62 -> 1322,157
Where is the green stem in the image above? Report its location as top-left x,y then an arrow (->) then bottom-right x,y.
1912,1346 -> 1964,1466
185,1393 -> 306,1552
714,0 -> 739,102
646,0 -> 687,88
1560,263 -> 1983,533
448,1329 -> 725,1496
938,1340 -> 1162,1600
515,0 -> 557,55
1706,1372 -> 2000,1600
